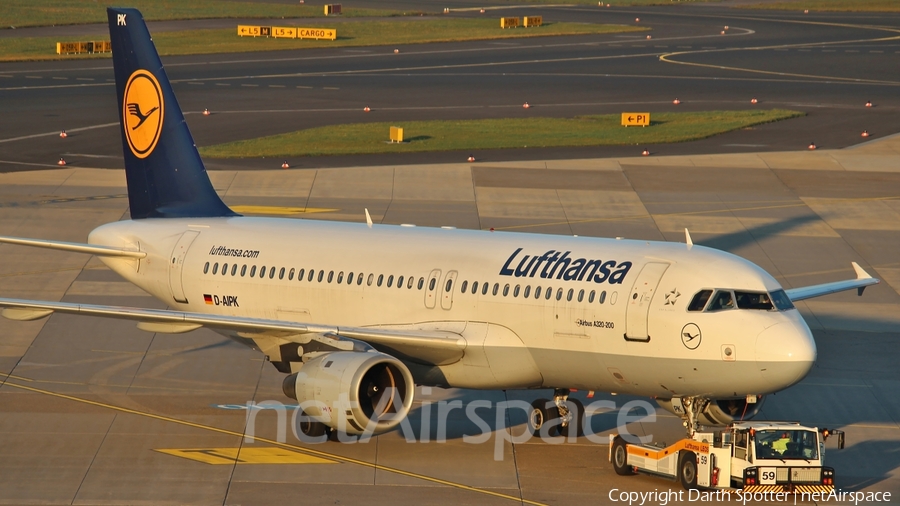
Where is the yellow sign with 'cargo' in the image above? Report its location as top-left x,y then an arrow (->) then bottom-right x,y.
621,112 -> 650,127
298,28 -> 336,40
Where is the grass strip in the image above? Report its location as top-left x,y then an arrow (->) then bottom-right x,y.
0,20 -> 647,61
0,1 -> 407,28
736,0 -> 900,12
200,110 -> 804,158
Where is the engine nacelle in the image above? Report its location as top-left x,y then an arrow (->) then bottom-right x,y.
282,351 -> 414,435
656,396 -> 766,426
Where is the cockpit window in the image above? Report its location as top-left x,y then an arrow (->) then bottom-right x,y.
707,290 -> 734,311
770,289 -> 795,311
688,290 -> 713,311
734,291 -> 774,310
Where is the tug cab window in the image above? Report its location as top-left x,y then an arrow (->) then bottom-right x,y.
688,290 -> 713,311
707,290 -> 734,311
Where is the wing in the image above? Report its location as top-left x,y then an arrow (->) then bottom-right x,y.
0,235 -> 144,258
0,297 -> 465,366
784,262 -> 879,302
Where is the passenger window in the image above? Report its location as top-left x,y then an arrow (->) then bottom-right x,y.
397,275 -> 403,288
688,290 -> 713,311
446,279 -> 453,292
317,270 -> 324,282
279,267 -> 285,280
556,288 -> 563,301
298,268 -> 305,281
260,266 -> 266,278
770,289 -> 794,310
428,278 -> 435,291
578,289 -> 584,302
347,272 -> 353,285
241,265 -> 247,277
387,275 -> 394,288
269,267 -> 276,279
231,264 -> 237,276
566,289 -> 573,302
534,286 -> 542,299
308,269 -> 315,282
203,262 -> 209,274
502,284 -> 509,296
492,283 -> 499,296
407,276 -> 414,289
250,265 -> 257,277
357,273 -> 364,285
327,271 -> 334,283
222,263 -> 229,275
545,287 -> 552,300
212,263 -> 219,275
707,290 -> 734,311
599,290 -> 607,304
588,290 -> 595,303
523,286 -> 531,298
482,282 -> 489,295
513,285 -> 520,297
377,274 -> 384,287
418,277 -> 424,290
735,291 -> 774,310
461,280 -> 468,293
471,281 -> 479,294
289,268 -> 295,281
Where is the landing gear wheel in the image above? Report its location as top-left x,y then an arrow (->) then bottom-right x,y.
679,451 -> 698,490
559,398 -> 585,438
527,398 -> 560,437
297,411 -> 328,443
612,436 -> 635,476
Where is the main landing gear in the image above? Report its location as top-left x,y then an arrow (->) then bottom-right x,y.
527,388 -> 586,437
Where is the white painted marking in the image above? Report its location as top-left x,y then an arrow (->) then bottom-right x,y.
268,85 -> 285,88
52,77 -> 67,80
241,84 -> 258,87
25,76 -> 41,79
215,83 -> 230,86
76,77 -> 94,81
0,122 -> 119,144
187,82 -> 203,85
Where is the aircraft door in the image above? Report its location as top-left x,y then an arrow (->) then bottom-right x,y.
624,262 -> 669,342
440,270 -> 458,310
424,269 -> 441,309
168,230 -> 200,304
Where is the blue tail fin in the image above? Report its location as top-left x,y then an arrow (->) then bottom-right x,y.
107,8 -> 237,219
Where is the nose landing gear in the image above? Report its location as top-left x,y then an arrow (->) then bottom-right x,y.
526,388 -> 586,438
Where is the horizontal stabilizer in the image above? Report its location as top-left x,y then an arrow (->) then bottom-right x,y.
0,235 -> 145,258
784,262 -> 880,302
0,297 -> 466,365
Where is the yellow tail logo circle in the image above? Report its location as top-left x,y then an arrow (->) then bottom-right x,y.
123,69 -> 164,159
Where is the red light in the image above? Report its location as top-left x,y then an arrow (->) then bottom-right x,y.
712,468 -> 720,486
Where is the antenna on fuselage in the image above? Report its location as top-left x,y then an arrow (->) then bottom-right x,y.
684,228 -> 693,249
365,208 -> 373,228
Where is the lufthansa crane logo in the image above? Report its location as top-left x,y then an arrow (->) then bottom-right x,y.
681,323 -> 701,350
122,69 -> 164,159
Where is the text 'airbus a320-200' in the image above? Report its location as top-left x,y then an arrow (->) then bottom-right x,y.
0,8 -> 879,441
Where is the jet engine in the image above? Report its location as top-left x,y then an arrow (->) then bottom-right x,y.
282,351 -> 414,435
656,396 -> 765,426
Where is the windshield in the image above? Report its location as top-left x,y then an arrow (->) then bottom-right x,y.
754,429 -> 818,460
770,289 -> 795,310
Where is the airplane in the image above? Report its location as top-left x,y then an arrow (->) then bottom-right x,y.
0,7 -> 880,440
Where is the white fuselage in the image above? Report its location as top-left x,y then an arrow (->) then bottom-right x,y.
89,217 -> 816,399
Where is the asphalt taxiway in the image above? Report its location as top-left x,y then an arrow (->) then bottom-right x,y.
1,2 -> 899,505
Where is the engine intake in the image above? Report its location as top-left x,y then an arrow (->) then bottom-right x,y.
282,351 -> 414,435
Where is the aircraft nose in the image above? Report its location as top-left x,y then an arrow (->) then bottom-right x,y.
756,321 -> 816,390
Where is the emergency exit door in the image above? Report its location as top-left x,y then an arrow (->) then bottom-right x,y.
624,262 -> 669,342
168,230 -> 200,304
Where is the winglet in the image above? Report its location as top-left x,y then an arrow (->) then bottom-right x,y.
852,261 -> 878,296
365,208 -> 373,229
852,261 -> 873,280
685,228 -> 693,249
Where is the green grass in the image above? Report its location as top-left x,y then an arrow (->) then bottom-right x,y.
518,0 -> 720,4
0,20 -> 647,61
0,1 -> 409,28
199,110 -> 804,158
737,0 -> 900,11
